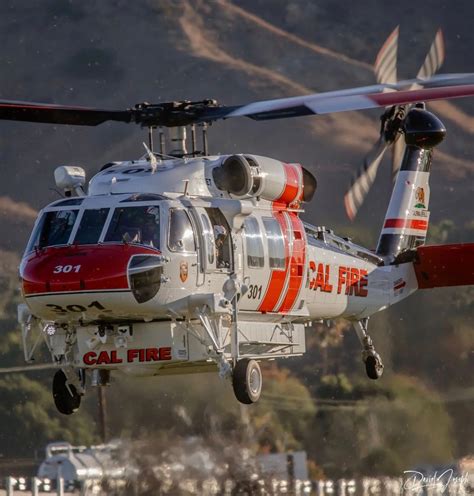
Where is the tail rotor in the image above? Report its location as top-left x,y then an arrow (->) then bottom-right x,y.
344,27 -> 445,220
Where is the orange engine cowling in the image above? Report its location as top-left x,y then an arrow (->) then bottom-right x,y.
212,154 -> 317,205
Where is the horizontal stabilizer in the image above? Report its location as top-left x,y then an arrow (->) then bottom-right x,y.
414,243 -> 474,289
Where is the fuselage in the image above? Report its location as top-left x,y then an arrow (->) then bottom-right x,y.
20,155 -> 413,328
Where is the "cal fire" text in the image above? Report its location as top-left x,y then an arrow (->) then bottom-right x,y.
83,347 -> 172,366
309,262 -> 368,297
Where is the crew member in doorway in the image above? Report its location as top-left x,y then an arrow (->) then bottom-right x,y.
214,225 -> 229,268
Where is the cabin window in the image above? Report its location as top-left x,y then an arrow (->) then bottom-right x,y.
105,206 -> 160,248
244,216 -> 264,268
27,209 -> 79,251
168,209 -> 196,252
205,207 -> 233,270
74,208 -> 110,245
201,214 -> 215,264
263,217 -> 285,269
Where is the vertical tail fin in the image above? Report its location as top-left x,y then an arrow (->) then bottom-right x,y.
376,107 -> 446,260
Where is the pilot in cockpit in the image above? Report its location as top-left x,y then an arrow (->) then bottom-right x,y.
141,206 -> 160,248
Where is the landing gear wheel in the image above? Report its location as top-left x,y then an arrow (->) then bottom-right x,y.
52,370 -> 81,415
232,359 -> 262,404
365,355 -> 384,380
354,320 -> 384,381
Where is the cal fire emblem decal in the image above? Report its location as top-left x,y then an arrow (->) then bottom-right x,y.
180,261 -> 188,282
393,278 -> 407,296
414,187 -> 426,209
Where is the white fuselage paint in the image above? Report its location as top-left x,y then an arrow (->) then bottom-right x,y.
22,156 -> 417,327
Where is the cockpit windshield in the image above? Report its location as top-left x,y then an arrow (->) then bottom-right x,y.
74,208 -> 110,245
27,209 -> 79,252
104,206 -> 160,248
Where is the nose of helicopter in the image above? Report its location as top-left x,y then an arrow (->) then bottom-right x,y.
21,244 -> 163,304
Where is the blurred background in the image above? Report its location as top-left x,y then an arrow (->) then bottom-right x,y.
0,0 -> 472,484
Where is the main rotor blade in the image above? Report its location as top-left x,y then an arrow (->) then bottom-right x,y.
0,73 -> 473,128
224,74 -> 474,121
344,140 -> 389,220
0,100 -> 132,126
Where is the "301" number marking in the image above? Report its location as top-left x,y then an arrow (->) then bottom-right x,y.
247,284 -> 263,300
46,300 -> 107,315
53,264 -> 81,274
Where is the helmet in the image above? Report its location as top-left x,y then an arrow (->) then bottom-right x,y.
146,206 -> 160,222
214,225 -> 227,239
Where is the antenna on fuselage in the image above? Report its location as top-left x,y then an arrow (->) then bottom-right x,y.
142,142 -> 158,172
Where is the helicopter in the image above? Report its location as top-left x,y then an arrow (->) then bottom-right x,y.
1,71 -> 473,415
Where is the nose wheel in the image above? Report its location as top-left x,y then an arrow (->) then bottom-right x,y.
232,359 -> 262,404
353,319 -> 384,380
52,369 -> 82,415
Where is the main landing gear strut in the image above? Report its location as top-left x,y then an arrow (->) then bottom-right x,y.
353,318 -> 384,380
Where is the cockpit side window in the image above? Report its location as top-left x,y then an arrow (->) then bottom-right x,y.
25,215 -> 45,254
104,206 -> 160,248
74,208 -> 110,245
28,209 -> 79,250
168,209 -> 196,252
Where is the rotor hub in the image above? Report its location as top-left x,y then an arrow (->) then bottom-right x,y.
131,99 -> 221,127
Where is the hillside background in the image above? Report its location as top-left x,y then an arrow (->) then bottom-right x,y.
0,0 -> 472,478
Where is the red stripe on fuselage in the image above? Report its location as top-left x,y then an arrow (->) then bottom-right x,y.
258,209 -> 289,312
276,214 -> 306,313
276,164 -> 301,205
383,218 -> 428,231
258,163 -> 305,314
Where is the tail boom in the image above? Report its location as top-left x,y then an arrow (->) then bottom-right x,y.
376,107 -> 446,260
